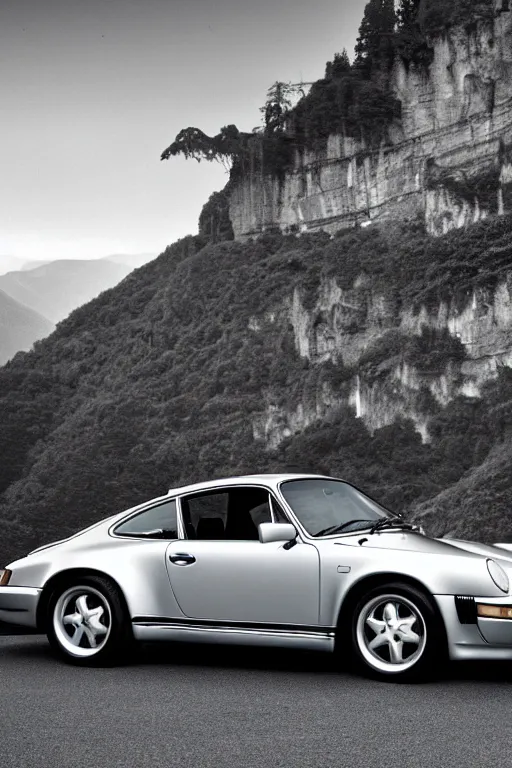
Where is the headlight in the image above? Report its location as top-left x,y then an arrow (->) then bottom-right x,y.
487,559 -> 509,593
0,569 -> 11,586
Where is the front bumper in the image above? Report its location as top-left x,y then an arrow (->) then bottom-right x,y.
0,586 -> 41,629
436,594 -> 512,661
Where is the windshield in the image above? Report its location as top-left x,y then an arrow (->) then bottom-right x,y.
279,479 -> 392,537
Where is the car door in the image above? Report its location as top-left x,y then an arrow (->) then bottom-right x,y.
165,485 -> 320,626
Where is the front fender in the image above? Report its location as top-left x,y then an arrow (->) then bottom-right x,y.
317,541 -> 507,626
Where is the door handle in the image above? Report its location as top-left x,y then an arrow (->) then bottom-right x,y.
169,553 -> 196,566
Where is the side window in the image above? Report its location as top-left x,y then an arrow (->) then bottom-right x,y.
114,499 -> 178,539
181,487 -> 273,541
181,492 -> 229,540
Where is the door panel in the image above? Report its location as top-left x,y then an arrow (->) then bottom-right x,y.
165,539 -> 320,625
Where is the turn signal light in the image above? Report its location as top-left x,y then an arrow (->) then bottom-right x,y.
0,569 -> 11,586
477,604 -> 512,619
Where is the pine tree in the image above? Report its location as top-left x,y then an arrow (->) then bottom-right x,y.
325,49 -> 352,79
260,82 -> 295,135
354,0 -> 397,77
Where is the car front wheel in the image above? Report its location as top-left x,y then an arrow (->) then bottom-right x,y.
47,576 -> 133,666
351,582 -> 444,681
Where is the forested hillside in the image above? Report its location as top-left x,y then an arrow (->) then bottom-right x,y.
0,289 -> 54,365
2,214 -> 512,562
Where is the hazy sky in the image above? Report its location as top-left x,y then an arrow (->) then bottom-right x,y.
1,0 -> 364,263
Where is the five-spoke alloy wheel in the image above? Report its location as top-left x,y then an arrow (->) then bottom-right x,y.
53,586 -> 112,658
47,576 -> 132,666
350,582 -> 444,681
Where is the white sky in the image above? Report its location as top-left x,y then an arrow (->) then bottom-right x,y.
0,0 -> 364,263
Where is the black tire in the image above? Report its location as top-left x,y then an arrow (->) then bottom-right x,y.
46,575 -> 134,666
347,582 -> 446,683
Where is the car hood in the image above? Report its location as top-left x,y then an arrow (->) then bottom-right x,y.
335,530 -> 512,563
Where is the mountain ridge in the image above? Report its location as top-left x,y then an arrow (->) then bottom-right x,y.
0,258 -> 133,324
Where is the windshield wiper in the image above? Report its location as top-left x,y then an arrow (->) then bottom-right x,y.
369,518 -> 416,535
315,520 -> 376,537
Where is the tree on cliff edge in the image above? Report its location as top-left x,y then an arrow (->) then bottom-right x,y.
325,49 -> 352,80
355,0 -> 397,78
261,82 -> 297,135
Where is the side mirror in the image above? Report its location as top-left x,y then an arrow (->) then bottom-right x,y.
258,522 -> 297,544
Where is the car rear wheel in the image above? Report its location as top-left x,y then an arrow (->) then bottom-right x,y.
350,582 -> 444,682
47,576 -> 133,666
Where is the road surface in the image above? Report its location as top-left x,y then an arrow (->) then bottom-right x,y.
1,635 -> 512,768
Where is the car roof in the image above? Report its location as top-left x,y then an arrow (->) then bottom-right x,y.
166,473 -> 333,496
27,474 -> 340,554
91,474 -> 338,532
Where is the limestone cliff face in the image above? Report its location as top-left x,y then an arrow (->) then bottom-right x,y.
249,273 -> 512,450
229,5 -> 512,240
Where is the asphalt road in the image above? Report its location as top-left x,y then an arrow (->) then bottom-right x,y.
1,635 -> 512,768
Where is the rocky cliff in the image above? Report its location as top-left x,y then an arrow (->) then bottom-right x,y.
251,270 -> 512,450
229,4 -> 512,239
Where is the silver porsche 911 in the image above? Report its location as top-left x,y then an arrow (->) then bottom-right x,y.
3,473 -> 512,681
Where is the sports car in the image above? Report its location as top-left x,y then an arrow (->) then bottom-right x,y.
2,473 -> 512,681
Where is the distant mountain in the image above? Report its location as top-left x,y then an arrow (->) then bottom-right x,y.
0,259 -> 132,323
0,288 -> 54,365
0,256 -> 25,277
102,253 -> 156,269
1,254 -> 156,277
18,260 -> 52,272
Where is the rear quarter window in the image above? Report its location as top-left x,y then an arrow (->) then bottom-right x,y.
114,499 -> 178,539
